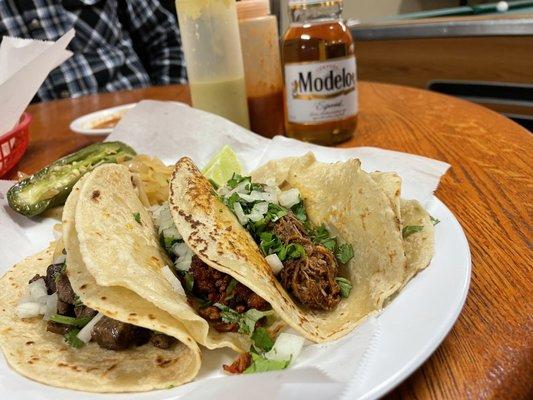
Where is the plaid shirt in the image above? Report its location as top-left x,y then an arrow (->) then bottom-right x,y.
0,0 -> 186,102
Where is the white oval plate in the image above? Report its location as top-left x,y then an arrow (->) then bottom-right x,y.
0,196 -> 470,399
69,103 -> 137,135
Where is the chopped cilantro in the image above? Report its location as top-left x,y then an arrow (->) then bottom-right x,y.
73,295 -> 83,307
309,224 -> 338,252
335,243 -> 354,264
64,328 -> 84,348
291,201 -> 307,222
402,225 -> 424,238
215,304 -> 274,335
259,232 -> 305,261
267,203 -> 287,222
133,212 -> 141,224
335,277 -> 352,298
278,243 -> 306,261
251,327 -> 274,353
259,231 -> 279,254
49,314 -> 92,328
225,278 -> 238,300
244,353 -> 290,374
208,179 -> 219,190
223,192 -> 240,210
183,272 -> 194,292
430,216 -> 440,226
226,174 -> 250,189
321,237 -> 337,252
161,235 -> 181,253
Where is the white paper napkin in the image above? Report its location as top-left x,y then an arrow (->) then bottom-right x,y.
0,29 -> 74,135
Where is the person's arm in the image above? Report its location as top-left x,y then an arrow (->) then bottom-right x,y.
120,0 -> 186,85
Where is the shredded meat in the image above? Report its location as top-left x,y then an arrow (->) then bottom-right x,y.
223,353 -> 252,374
188,256 -> 270,332
271,214 -> 341,311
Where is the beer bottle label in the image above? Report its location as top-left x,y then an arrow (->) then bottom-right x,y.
284,56 -> 358,124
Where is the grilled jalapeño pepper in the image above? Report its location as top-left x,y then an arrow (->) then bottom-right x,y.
7,141 -> 136,217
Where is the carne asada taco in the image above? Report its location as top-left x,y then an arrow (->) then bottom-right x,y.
73,164 -> 276,352
169,153 -> 435,342
0,175 -> 201,392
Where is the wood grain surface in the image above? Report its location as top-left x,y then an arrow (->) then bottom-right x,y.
9,82 -> 533,399
355,36 -> 533,117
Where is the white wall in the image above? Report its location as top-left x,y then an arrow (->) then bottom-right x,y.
343,0 -> 459,20
279,0 -> 489,30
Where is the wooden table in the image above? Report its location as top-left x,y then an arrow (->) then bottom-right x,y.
13,83 -> 533,399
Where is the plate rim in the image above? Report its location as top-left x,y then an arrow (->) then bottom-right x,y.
355,196 -> 471,400
69,103 -> 137,135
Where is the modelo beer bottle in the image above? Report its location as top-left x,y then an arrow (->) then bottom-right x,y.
282,0 -> 358,145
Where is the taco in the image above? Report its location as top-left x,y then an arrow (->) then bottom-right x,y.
169,153 -> 435,343
72,163 -> 277,353
0,174 -> 201,392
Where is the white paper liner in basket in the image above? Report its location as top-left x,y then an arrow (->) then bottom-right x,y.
0,100 -> 449,398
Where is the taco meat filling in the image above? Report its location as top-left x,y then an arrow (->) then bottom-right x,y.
218,175 -> 354,311
270,214 -> 341,310
150,202 -> 274,336
26,256 -> 176,351
187,256 -> 270,332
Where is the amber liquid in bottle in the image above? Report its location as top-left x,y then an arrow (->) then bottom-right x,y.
282,1 -> 357,145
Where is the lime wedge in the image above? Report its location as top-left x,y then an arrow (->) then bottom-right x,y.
202,145 -> 243,187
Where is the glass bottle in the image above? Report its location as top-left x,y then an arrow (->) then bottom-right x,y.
175,0 -> 250,129
282,0 -> 358,145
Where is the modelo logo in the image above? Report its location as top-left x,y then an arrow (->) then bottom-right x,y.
291,65 -> 355,100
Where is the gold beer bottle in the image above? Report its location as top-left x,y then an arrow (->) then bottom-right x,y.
282,0 -> 358,145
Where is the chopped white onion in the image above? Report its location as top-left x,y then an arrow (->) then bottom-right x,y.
233,202 -> 249,225
265,332 -> 305,362
278,189 -> 301,209
76,312 -> 105,344
149,202 -> 182,241
29,279 -> 48,301
42,293 -> 58,321
237,190 -> 277,204
263,185 -> 280,204
228,180 -> 250,196
248,202 -> 269,222
171,242 -> 194,271
52,253 -> 66,265
162,265 -> 185,296
265,178 -> 277,187
217,186 -> 230,197
265,254 -> 284,275
16,302 -> 41,319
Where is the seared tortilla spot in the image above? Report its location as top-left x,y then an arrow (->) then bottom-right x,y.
155,356 -> 177,368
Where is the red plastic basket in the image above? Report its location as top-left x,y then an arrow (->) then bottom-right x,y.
0,113 -> 31,178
